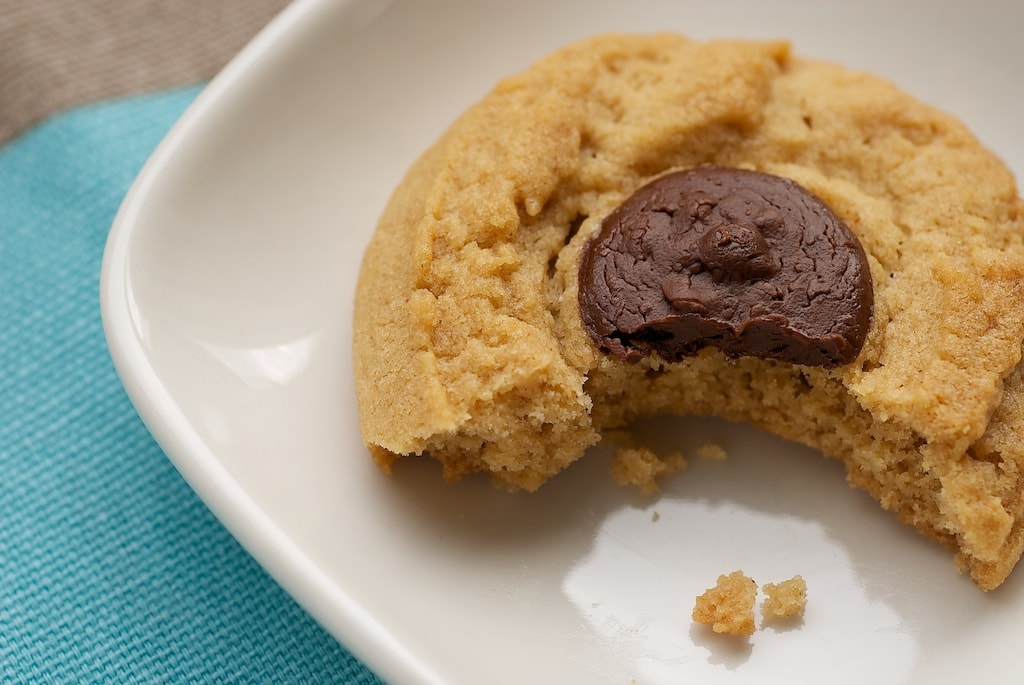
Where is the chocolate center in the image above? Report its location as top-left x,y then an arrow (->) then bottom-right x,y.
578,165 -> 873,367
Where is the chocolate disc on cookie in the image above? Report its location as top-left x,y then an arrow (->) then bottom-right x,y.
579,166 -> 873,367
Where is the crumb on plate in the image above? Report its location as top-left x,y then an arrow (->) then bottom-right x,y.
692,570 -> 757,636
695,441 -> 728,461
611,446 -> 686,494
762,575 -> 807,622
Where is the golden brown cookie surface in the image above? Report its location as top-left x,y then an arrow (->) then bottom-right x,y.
353,33 -> 1024,589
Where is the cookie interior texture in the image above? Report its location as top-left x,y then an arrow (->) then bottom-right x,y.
353,33 -> 1024,590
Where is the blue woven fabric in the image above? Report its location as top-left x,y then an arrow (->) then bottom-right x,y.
0,87 -> 384,684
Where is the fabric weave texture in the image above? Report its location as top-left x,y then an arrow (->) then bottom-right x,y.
0,87 -> 384,685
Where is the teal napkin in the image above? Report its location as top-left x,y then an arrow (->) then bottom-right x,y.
0,86 -> 383,684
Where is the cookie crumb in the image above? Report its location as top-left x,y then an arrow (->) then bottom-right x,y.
692,570 -> 757,636
695,442 -> 728,461
761,575 -> 807,622
611,447 -> 686,494
651,510 -> 660,522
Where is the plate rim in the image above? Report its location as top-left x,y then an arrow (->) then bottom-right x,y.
98,1 -> 446,683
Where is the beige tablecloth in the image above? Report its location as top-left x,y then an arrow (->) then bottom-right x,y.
0,0 -> 292,144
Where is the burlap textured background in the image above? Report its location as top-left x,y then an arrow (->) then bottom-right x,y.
0,0 -> 292,143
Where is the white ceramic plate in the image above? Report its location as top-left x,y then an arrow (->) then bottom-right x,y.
101,1 -> 1024,683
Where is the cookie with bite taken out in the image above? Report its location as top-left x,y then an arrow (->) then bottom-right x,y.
353,33 -> 1024,590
